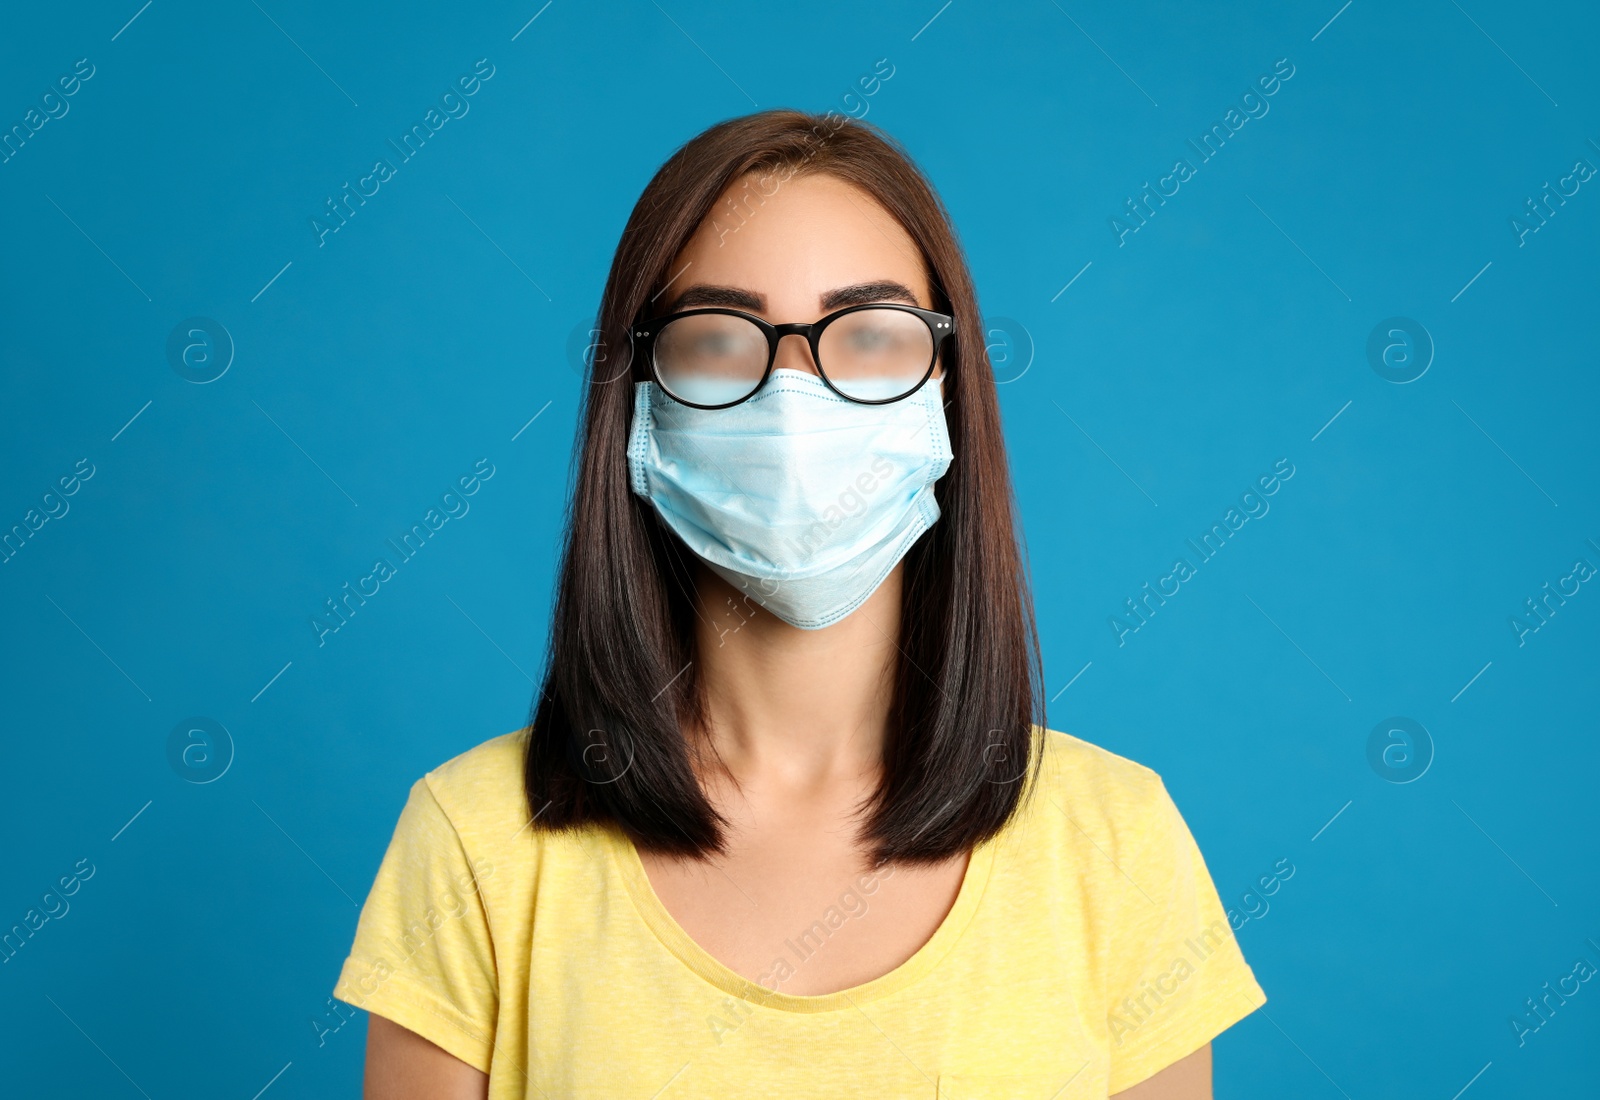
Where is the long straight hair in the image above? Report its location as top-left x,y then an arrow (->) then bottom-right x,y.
524,108 -> 1046,866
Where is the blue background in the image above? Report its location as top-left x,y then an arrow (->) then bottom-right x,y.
3,1 -> 1596,1095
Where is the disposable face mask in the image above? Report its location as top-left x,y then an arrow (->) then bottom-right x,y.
627,368 -> 954,630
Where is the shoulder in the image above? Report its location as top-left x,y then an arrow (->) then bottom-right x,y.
1008,726 -> 1178,863
413,726 -> 534,852
421,725 -> 529,792
1029,730 -> 1269,1089
1033,726 -> 1167,814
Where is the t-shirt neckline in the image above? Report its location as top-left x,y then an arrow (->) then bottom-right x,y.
600,823 -> 998,1013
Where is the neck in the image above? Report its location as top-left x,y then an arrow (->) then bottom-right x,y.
687,563 -> 902,796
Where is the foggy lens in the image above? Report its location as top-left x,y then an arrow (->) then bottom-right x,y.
818,308 -> 933,401
655,314 -> 768,406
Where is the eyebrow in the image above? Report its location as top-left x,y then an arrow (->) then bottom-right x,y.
661,280 -> 921,316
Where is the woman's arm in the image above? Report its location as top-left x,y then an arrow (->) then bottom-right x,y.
1109,1043 -> 1210,1099
363,1014 -> 489,1100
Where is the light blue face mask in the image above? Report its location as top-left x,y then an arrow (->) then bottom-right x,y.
627,367 -> 954,630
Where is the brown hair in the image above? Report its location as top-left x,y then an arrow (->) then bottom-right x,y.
523,108 -> 1046,865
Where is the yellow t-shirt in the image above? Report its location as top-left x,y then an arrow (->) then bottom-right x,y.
332,727 -> 1267,1098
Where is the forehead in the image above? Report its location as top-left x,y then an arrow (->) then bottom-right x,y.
667,171 -> 930,306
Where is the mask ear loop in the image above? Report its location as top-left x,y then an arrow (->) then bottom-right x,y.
627,380 -> 656,498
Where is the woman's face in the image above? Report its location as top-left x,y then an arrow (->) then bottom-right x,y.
658,171 -> 944,382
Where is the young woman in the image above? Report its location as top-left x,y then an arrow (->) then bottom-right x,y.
333,109 -> 1266,1099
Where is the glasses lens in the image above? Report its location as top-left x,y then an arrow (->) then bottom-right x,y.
654,313 -> 768,406
817,308 -> 935,401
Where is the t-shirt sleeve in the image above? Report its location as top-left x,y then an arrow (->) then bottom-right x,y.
332,776 -> 498,1073
1104,773 -> 1267,1094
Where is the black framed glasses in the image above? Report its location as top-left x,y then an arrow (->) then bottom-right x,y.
630,303 -> 955,409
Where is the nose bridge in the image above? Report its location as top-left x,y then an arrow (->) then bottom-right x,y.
771,322 -> 819,375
